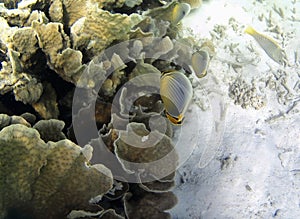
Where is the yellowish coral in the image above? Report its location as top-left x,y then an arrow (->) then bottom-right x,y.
13,74 -> 43,104
32,21 -> 70,57
32,21 -> 83,83
25,10 -> 48,26
63,0 -> 90,27
10,27 -> 38,69
0,3 -> 31,26
0,58 -> 43,103
70,7 -> 134,58
49,0 -> 63,23
59,0 -> 127,28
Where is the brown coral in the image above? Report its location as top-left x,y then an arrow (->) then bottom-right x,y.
33,119 -> 66,142
32,82 -> 59,119
124,186 -> 177,219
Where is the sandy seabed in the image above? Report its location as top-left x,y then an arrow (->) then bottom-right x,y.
171,0 -> 300,218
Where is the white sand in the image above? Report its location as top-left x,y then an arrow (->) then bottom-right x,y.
171,0 -> 300,218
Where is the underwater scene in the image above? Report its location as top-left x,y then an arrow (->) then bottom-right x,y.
0,0 -> 299,218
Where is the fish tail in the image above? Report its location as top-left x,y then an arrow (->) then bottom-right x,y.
244,26 -> 257,35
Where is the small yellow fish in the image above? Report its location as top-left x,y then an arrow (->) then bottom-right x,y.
244,26 -> 288,65
180,0 -> 202,9
146,2 -> 191,24
172,2 -> 191,24
160,71 -> 193,125
191,49 -> 210,78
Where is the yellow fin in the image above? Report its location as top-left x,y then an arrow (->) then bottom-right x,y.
166,112 -> 183,125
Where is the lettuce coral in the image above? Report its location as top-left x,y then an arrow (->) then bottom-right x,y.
114,122 -> 178,180
124,186 -> 177,219
0,124 -> 113,219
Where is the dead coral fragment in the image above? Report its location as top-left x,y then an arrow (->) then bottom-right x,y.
0,124 -> 113,219
229,78 -> 266,109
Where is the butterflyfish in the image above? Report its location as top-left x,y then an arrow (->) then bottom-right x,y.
191,49 -> 210,78
160,71 -> 193,125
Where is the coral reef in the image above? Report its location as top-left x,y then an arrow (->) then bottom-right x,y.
0,0 -> 206,218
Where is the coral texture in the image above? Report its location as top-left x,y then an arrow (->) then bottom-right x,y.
0,124 -> 113,219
